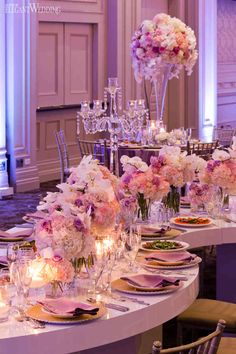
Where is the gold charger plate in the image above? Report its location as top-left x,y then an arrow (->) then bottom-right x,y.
111,278 -> 182,295
26,303 -> 107,325
0,236 -> 30,242
141,228 -> 182,240
138,256 -> 202,270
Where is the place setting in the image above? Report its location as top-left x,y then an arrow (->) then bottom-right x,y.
26,297 -> 107,325
111,273 -> 183,295
137,250 -> 202,271
140,223 -> 183,241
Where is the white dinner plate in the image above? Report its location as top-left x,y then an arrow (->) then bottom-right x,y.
170,216 -> 213,228
140,240 -> 189,252
139,256 -> 202,270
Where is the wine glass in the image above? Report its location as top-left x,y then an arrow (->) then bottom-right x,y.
11,260 -> 32,308
7,243 -> 19,283
7,243 -> 19,265
123,224 -> 141,272
19,243 -> 35,261
186,128 -> 192,142
101,249 -> 116,295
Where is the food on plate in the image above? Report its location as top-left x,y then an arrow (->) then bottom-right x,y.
174,217 -> 210,225
142,240 -> 183,250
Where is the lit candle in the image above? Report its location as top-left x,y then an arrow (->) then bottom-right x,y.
95,240 -> 103,256
103,238 -> 114,252
29,259 -> 48,288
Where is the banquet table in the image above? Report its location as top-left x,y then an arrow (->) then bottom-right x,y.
0,227 -> 200,354
1,219 -> 236,354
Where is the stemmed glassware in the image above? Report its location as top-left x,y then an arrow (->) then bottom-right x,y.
11,259 -> 32,308
85,241 -> 106,297
123,224 -> 141,272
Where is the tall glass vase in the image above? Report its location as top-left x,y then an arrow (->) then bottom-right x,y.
152,63 -> 173,128
137,193 -> 151,221
163,186 -> 180,214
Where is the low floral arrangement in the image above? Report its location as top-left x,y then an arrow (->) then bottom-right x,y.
34,156 -> 120,283
200,146 -> 236,195
150,146 -> 206,188
119,155 -> 170,220
150,146 -> 206,212
188,182 -> 215,210
131,13 -> 198,82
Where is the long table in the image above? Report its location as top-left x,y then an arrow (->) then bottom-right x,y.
1,219 -> 236,354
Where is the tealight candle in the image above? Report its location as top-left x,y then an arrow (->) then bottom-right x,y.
29,259 -> 48,288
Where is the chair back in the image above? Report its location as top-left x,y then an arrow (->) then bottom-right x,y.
152,319 -> 226,354
187,141 -> 219,160
55,130 -> 70,183
213,128 -> 236,147
78,139 -> 108,166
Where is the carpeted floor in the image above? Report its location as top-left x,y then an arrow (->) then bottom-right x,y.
0,180 -> 216,348
0,180 -> 59,230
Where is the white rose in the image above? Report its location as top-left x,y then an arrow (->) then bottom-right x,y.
212,149 -> 230,161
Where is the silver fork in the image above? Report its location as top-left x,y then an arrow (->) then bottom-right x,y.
15,308 -> 45,329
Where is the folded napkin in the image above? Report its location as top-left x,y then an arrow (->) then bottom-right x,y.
141,225 -> 170,235
120,274 -> 180,289
25,211 -> 47,219
180,196 -> 190,204
38,297 -> 99,316
0,228 -> 33,238
145,251 -> 196,263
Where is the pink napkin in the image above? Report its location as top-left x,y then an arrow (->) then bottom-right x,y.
145,251 -> 196,263
38,297 -> 99,316
25,211 -> 47,219
141,225 -> 170,235
180,196 -> 190,204
0,228 -> 32,238
121,274 -> 180,288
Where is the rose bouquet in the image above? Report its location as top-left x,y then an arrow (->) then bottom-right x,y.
131,13 -> 198,83
119,155 -> 169,220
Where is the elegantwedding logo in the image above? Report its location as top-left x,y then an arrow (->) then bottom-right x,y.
2,3 -> 61,15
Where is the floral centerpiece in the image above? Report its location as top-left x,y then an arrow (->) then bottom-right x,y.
131,13 -> 198,124
200,146 -> 236,207
131,13 -> 198,82
188,182 -> 215,212
119,155 -> 169,221
34,156 -> 120,285
150,146 -> 206,212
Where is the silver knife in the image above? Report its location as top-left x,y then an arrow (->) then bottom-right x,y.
104,303 -> 129,312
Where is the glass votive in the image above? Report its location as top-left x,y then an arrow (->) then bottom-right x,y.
0,285 -> 10,322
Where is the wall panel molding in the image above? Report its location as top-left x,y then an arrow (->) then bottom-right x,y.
64,23 -> 93,104
37,22 -> 64,107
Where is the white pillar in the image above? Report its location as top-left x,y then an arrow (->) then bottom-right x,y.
198,0 -> 217,141
5,0 -> 39,192
0,5 -> 13,198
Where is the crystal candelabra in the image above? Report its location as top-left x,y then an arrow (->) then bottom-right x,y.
77,78 -> 148,176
